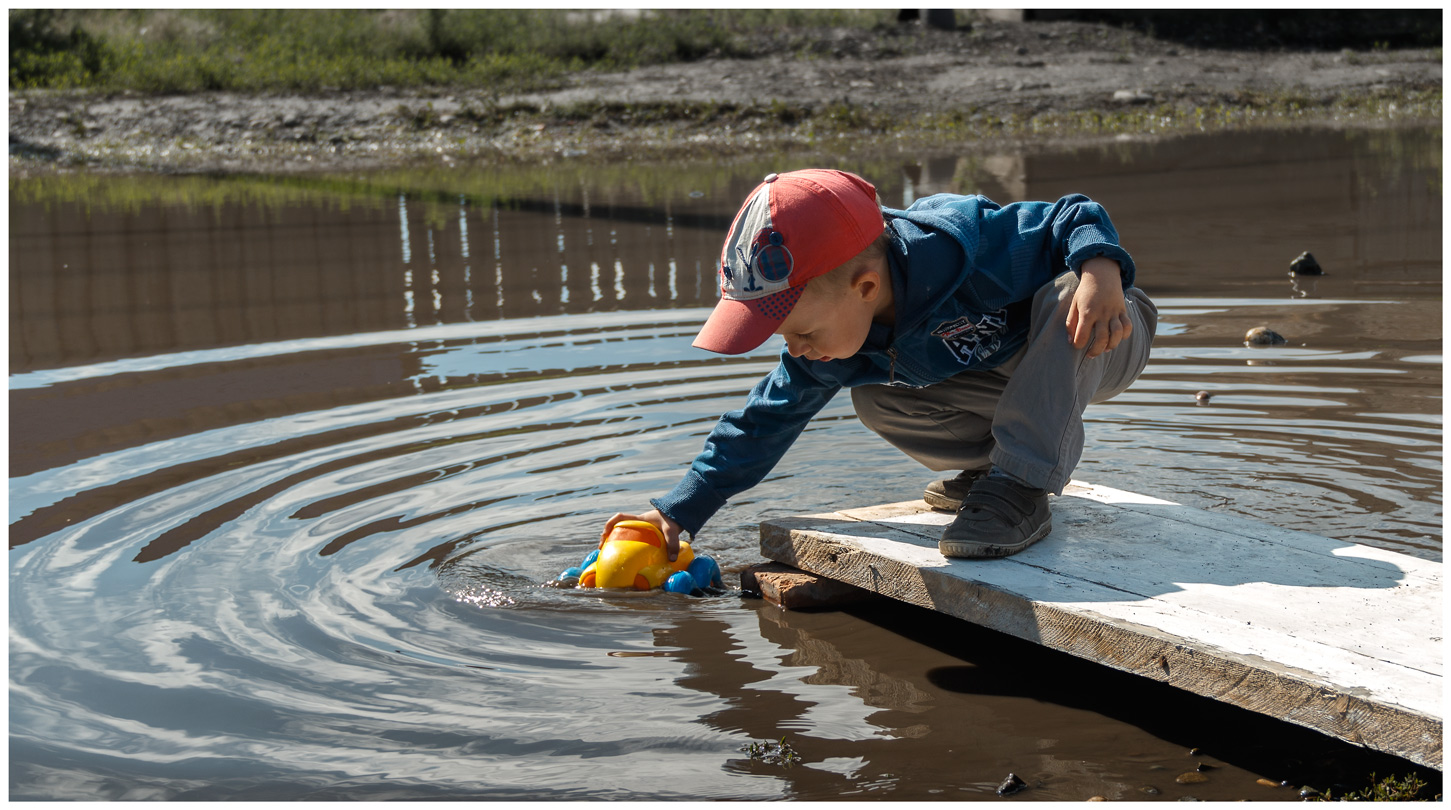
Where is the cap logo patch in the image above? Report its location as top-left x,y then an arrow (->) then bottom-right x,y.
749,229 -> 793,283
718,184 -> 799,301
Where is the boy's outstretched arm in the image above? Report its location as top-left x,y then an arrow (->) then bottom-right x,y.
1067,257 -> 1134,358
604,509 -> 685,561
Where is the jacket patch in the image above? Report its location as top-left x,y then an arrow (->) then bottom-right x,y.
931,309 -> 1009,365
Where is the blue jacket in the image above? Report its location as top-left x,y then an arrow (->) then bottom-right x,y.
651,193 -> 1136,536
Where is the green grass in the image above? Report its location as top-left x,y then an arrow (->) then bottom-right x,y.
9,9 -> 894,94
10,125 -> 1437,226
7,150 -> 926,232
1307,772 -> 1440,802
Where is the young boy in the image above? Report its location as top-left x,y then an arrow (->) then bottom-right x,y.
607,168 -> 1156,561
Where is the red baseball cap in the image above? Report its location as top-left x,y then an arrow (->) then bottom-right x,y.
693,169 -> 885,355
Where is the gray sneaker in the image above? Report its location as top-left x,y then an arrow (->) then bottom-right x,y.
923,469 -> 989,511
939,476 -> 1051,558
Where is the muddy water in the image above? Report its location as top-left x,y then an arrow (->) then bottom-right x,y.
9,127 -> 1441,800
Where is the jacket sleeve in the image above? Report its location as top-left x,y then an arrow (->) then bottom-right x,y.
650,352 -> 843,536
927,193 -> 1137,312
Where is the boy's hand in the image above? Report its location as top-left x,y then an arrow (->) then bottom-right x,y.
1066,257 -> 1133,359
603,509 -> 685,561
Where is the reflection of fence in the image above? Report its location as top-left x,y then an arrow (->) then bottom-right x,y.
11,201 -> 401,369
9,191 -> 730,371
945,130 -> 1441,300
9,128 -> 1439,372
419,194 -> 727,327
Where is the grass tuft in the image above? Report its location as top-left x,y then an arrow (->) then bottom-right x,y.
9,9 -> 894,94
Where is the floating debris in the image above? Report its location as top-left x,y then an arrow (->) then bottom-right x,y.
997,773 -> 1028,796
1289,251 -> 1325,276
1245,326 -> 1288,346
741,737 -> 801,767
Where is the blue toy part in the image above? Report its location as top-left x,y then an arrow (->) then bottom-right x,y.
687,555 -> 724,590
560,566 -> 584,581
581,549 -> 599,569
663,571 -> 697,595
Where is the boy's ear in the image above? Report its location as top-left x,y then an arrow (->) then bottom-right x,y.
851,262 -> 884,302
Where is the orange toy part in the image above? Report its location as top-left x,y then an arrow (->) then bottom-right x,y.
579,519 -> 694,591
598,520 -> 665,550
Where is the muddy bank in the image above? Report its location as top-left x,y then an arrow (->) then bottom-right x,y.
8,19 -> 1441,175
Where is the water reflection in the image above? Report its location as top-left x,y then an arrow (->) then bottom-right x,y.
10,128 -> 1440,374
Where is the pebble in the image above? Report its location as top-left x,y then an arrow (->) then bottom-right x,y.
1244,326 -> 1288,345
1113,89 -> 1153,104
997,773 -> 1028,796
1140,786 -> 1161,795
1088,797 -> 1107,802
1176,772 -> 1209,785
1256,778 -> 1280,787
1195,391 -> 1211,404
1289,250 -> 1325,275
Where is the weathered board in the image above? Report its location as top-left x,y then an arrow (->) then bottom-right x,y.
759,481 -> 1442,770
739,561 -> 885,610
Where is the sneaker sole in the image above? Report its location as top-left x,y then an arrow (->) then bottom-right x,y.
939,518 -> 1052,559
922,490 -> 962,512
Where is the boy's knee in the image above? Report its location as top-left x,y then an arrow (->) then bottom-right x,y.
1028,270 -> 1078,325
851,384 -> 892,428
1037,269 -> 1079,307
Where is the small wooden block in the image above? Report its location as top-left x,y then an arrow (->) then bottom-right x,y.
739,562 -> 883,610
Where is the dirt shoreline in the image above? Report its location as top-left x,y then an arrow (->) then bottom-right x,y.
8,20 -> 1441,175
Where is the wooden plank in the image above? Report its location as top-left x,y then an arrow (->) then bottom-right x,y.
759,481 -> 1443,770
739,562 -> 886,610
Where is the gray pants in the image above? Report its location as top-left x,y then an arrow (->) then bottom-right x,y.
851,271 -> 1157,495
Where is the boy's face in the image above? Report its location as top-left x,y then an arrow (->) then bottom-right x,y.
773,266 -> 887,362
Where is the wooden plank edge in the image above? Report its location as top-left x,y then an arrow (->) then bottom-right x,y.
739,561 -> 886,610
760,521 -> 1443,771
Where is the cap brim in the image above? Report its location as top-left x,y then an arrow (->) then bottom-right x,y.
692,286 -> 802,355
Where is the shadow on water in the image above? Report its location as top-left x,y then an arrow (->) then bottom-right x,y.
661,600 -> 1442,800
7,125 -> 1442,799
